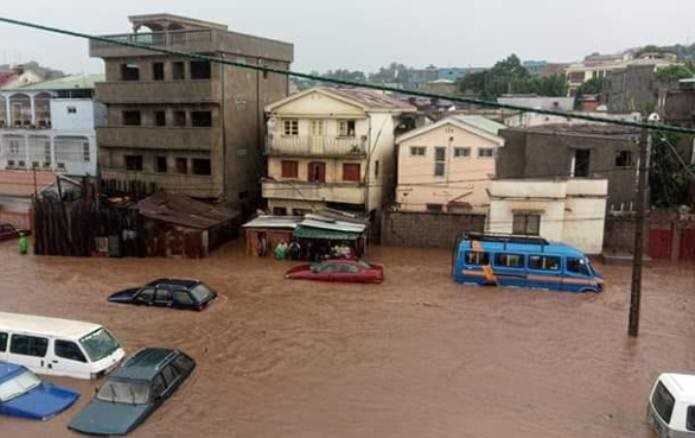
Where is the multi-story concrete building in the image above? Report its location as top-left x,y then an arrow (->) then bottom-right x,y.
262,87 -> 415,217
89,14 -> 293,207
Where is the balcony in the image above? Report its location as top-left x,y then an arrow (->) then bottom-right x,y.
98,127 -> 216,151
262,179 -> 365,205
95,81 -> 219,104
266,135 -> 368,158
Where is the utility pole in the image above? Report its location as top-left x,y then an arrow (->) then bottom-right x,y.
628,125 -> 651,337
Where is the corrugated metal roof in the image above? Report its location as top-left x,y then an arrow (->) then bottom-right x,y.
451,115 -> 507,136
321,87 -> 416,111
243,215 -> 302,229
300,218 -> 367,233
3,74 -> 104,91
137,192 -> 238,230
293,226 -> 361,240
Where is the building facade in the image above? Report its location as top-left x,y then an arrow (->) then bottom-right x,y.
89,13 -> 293,207
498,124 -> 641,213
395,115 -> 505,214
488,178 -> 608,254
262,87 -> 415,216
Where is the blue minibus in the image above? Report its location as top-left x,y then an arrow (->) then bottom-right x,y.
452,232 -> 604,293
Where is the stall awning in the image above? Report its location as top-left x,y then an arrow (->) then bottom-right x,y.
293,226 -> 362,241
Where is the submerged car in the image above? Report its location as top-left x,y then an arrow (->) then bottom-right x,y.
646,373 -> 695,437
0,361 -> 79,421
107,279 -> 217,311
0,223 -> 29,242
68,348 -> 196,436
285,259 -> 384,284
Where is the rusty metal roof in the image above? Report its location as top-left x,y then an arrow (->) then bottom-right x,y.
136,192 -> 238,229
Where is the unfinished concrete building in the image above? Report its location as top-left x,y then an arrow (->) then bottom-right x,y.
89,14 -> 294,211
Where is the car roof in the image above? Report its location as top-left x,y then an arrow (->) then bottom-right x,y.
0,361 -> 26,382
660,373 -> 695,403
0,312 -> 103,340
147,278 -> 199,289
459,240 -> 586,258
111,348 -> 178,382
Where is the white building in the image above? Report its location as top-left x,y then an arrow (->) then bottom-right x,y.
488,178 -> 608,255
0,74 -> 104,177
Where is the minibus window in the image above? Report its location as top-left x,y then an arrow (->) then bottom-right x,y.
55,340 -> 87,363
528,255 -> 561,271
465,251 -> 489,266
687,406 -> 695,431
80,328 -> 120,363
652,381 -> 675,424
0,332 -> 7,352
494,253 -> 525,268
10,335 -> 48,357
567,258 -> 592,276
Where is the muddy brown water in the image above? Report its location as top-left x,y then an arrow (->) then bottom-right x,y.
1,240 -> 694,437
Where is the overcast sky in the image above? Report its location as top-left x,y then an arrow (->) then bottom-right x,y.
0,0 -> 694,75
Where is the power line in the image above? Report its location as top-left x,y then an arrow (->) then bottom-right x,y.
1,16 -> 695,135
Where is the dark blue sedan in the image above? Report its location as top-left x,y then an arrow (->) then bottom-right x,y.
107,279 -> 217,311
0,361 -> 79,420
68,348 -> 196,436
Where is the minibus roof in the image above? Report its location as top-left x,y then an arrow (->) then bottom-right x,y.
660,373 -> 695,403
0,312 -> 103,340
459,239 -> 587,258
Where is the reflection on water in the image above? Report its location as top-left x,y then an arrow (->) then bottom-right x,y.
1,240 -> 694,438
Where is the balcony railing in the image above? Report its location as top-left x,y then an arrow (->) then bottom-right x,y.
91,30 -> 213,49
265,135 -> 368,157
95,81 -> 218,104
262,179 -> 366,205
97,127 -> 215,151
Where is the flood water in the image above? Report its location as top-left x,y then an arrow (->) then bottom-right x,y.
1,239 -> 694,437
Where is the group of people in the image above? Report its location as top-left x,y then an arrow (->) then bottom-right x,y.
255,232 -> 357,262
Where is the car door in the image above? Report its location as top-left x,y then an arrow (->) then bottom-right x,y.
563,257 -> 595,292
527,255 -> 562,291
8,334 -> 50,374
153,287 -> 173,307
134,287 -> 155,306
51,339 -> 90,379
150,374 -> 167,408
172,290 -> 195,309
160,364 -> 182,396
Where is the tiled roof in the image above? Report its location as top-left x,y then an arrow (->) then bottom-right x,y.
322,87 -> 416,111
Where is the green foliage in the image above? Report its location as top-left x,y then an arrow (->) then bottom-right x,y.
323,69 -> 367,83
655,64 -> 695,82
649,131 -> 693,208
367,62 -> 412,85
575,77 -> 605,96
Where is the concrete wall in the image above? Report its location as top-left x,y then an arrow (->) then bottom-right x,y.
381,210 -> 485,248
50,99 -> 97,131
396,121 -> 500,213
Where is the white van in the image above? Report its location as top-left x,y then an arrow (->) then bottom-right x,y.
647,373 -> 695,437
0,312 -> 126,380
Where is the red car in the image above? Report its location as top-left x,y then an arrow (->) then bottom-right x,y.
285,259 -> 384,284
0,223 -> 29,242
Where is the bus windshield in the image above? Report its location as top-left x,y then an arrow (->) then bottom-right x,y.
80,328 -> 121,362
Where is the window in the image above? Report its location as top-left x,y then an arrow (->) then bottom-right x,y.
652,381 -> 675,424
281,160 -> 298,178
454,147 -> 470,158
572,149 -> 591,177
175,158 -> 188,174
567,258 -> 592,276
343,163 -> 361,182
120,63 -> 140,81
152,375 -> 166,398
174,291 -> 194,306
122,111 -> 141,126
83,142 -> 90,162
192,159 -> 211,175
687,406 -> 695,431
528,255 -> 561,271
155,111 -> 166,127
190,61 -> 211,79
136,287 -> 155,303
55,340 -> 87,363
10,335 -> 48,357
192,111 -> 212,127
67,106 -> 77,114
0,332 -> 6,351
338,120 -> 356,137
308,162 -> 326,183
410,146 -> 426,156
434,146 -> 446,177
173,111 -> 186,127
513,213 -> 540,236
494,253 -> 525,268
152,62 -> 164,81
283,119 -> 298,136
478,148 -> 494,158
615,150 -> 633,167
161,365 -> 180,387
374,160 -> 380,177
426,203 -> 443,213
311,120 -> 324,136
154,288 -> 173,305
273,207 -> 287,216
465,251 -> 490,266
156,156 -> 167,173
172,62 -> 185,80
172,354 -> 196,374
125,155 -> 143,171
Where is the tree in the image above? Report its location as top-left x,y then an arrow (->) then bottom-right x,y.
368,62 -> 412,85
649,131 -> 693,208
655,64 -> 695,82
323,69 -> 367,83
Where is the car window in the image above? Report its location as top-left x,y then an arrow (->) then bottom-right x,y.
687,406 -> 695,431
10,334 -> 48,357
151,374 -> 166,398
465,251 -> 490,266
528,255 -> 561,271
173,290 -> 195,306
161,364 -> 180,387
337,264 -> 359,273
494,253 -> 525,268
172,354 -> 196,374
137,287 -> 155,302
567,258 -> 592,276
652,381 -> 675,424
55,340 -> 87,363
154,288 -> 172,304
0,332 -> 7,352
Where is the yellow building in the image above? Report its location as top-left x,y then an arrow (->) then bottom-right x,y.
395,115 -> 505,214
262,87 -> 415,216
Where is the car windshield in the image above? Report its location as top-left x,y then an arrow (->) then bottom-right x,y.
0,371 -> 41,402
96,379 -> 150,405
190,284 -> 214,302
80,328 -> 120,362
